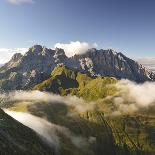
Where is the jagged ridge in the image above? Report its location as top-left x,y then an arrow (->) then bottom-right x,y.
33,64 -> 117,100
0,45 -> 154,90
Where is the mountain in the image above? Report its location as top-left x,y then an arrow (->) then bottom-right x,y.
0,45 -> 155,155
0,108 -> 54,155
0,45 -> 68,90
70,49 -> 155,81
33,64 -> 117,101
0,45 -> 154,90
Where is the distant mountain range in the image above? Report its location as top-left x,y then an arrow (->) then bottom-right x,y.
0,44 -> 155,90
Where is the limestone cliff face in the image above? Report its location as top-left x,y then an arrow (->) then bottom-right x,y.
0,45 -> 154,90
0,53 -> 23,72
0,45 -> 67,90
70,49 -> 155,81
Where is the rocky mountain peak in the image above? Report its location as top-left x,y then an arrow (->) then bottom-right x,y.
25,45 -> 43,56
54,48 -> 67,57
41,46 -> 52,56
31,44 -> 43,52
0,45 -> 155,90
70,48 -> 155,81
0,53 -> 23,71
11,53 -> 23,62
54,48 -> 67,63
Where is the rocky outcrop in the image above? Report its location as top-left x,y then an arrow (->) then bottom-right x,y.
0,45 -> 67,90
70,49 -> 155,81
0,45 -> 154,90
0,53 -> 23,73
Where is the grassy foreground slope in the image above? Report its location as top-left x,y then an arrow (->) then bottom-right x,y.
33,64 -> 117,101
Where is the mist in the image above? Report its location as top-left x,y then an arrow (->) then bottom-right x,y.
4,110 -> 92,153
1,79 -> 155,116
1,79 -> 155,150
1,91 -> 96,151
4,110 -> 59,149
112,80 -> 155,115
7,90 -> 96,113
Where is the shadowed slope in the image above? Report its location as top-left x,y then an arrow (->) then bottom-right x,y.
0,108 -> 55,155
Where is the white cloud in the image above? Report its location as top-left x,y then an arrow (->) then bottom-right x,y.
137,57 -> 155,65
3,91 -> 96,150
0,48 -> 28,64
4,110 -> 91,151
54,41 -> 98,57
7,91 -> 96,114
112,80 -> 155,115
137,57 -> 155,73
7,0 -> 35,5
117,80 -> 155,107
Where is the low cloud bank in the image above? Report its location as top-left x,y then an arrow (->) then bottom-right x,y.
0,48 -> 28,64
1,80 -> 155,116
112,80 -> 155,115
4,110 -> 59,149
137,57 -> 155,65
1,91 -> 96,151
137,57 -> 155,73
54,41 -> 98,57
4,110 -> 93,153
8,91 -> 96,113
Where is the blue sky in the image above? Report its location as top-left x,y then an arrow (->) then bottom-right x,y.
0,0 -> 155,63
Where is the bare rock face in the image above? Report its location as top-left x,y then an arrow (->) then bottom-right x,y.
70,49 -> 155,81
0,45 -> 154,90
0,53 -> 23,72
53,48 -> 67,63
0,45 -> 67,90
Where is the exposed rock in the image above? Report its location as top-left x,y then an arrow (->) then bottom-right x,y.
0,45 -> 154,90
53,48 -> 67,63
70,49 -> 155,81
0,53 -> 23,72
